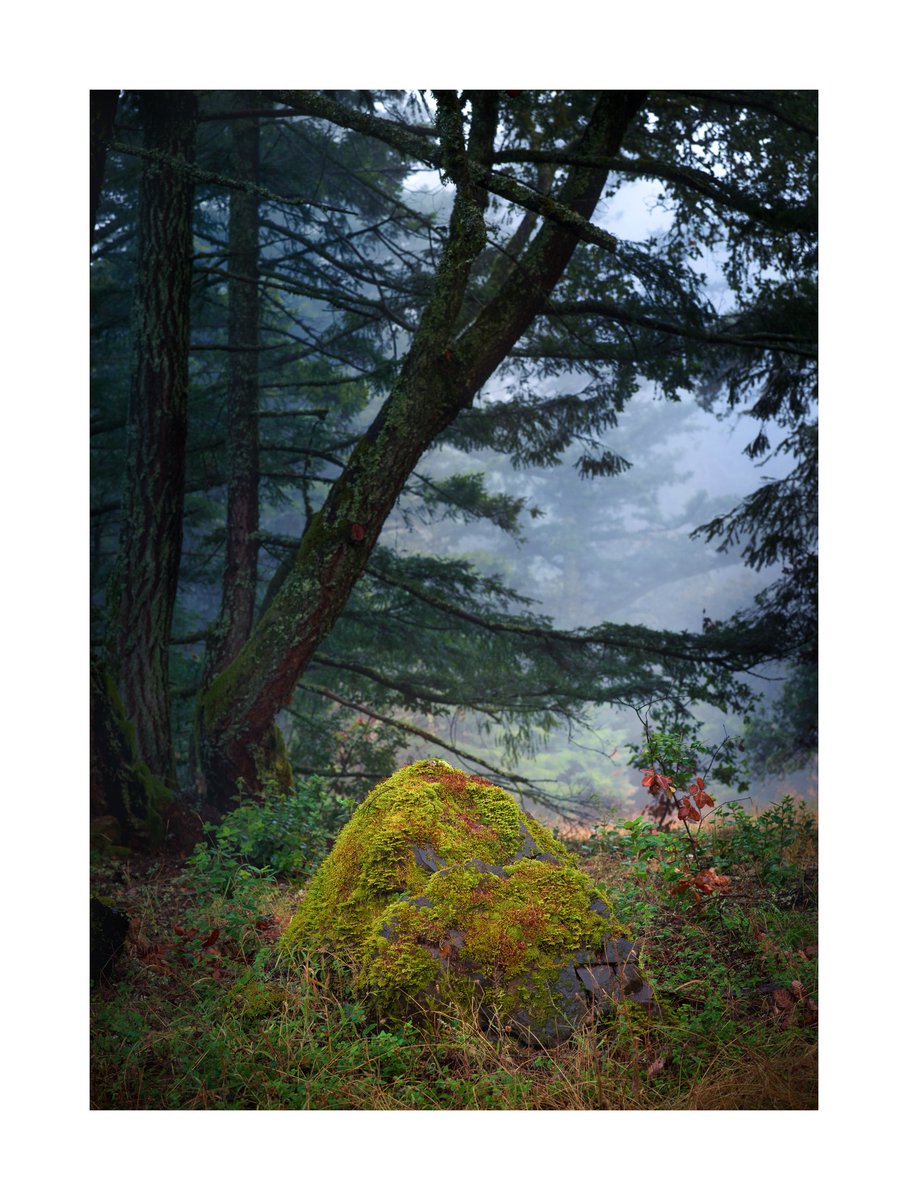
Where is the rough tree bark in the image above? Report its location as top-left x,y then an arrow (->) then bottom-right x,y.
114,90 -> 197,787
193,91 -> 645,809
90,658 -> 172,851
207,104 -> 261,677
90,90 -> 119,245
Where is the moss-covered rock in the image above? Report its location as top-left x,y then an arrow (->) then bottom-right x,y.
283,759 -> 654,1046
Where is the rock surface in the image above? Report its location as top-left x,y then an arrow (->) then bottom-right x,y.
90,895 -> 130,986
283,759 -> 654,1045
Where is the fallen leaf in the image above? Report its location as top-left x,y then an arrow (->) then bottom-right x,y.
646,1056 -> 667,1079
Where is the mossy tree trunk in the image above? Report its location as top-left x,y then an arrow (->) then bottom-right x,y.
90,658 -> 172,851
113,90 -> 197,788
194,92 -> 644,809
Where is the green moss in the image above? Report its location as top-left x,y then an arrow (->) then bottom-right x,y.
91,661 -> 172,851
282,760 -> 632,1042
360,857 -> 623,1027
252,722 -> 294,793
283,759 -> 573,956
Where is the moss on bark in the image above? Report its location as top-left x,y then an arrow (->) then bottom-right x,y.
90,659 -> 173,852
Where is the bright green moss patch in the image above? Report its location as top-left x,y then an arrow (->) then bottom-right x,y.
282,760 -> 646,1045
283,759 -> 570,956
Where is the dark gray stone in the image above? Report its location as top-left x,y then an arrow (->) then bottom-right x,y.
575,963 -> 624,998
603,937 -> 636,965
461,858 -> 508,877
513,822 -> 540,860
412,844 -> 445,873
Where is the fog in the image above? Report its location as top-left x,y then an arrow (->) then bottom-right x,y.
376,173 -> 816,819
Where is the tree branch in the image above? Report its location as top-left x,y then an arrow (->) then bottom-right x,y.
492,151 -> 816,235
301,685 -> 568,808
272,90 -> 621,255
540,299 -> 817,360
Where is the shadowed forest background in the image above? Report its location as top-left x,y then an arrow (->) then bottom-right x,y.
90,89 -> 818,1110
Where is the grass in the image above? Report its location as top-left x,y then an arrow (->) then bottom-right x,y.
90,795 -> 817,1110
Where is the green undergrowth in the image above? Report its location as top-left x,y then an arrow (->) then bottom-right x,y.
91,786 -> 817,1110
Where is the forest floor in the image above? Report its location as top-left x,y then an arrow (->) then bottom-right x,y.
90,797 -> 818,1110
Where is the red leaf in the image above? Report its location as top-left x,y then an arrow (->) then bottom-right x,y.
642,771 -> 673,790
201,928 -> 220,948
350,522 -> 366,542
696,777 -> 705,790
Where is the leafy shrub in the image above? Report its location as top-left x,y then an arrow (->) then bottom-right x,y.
702,796 -> 816,891
179,777 -> 353,950
589,720 -> 816,913
196,776 -> 351,882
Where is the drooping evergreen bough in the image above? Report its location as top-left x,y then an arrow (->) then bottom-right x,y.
90,89 -> 816,835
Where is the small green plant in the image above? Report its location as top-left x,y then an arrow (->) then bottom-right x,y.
210,776 -> 351,879
626,715 -> 748,829
701,796 -> 817,891
178,777 -> 352,960
589,716 -> 815,924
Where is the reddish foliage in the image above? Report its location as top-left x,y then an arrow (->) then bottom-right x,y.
642,772 -> 673,791
671,867 -> 730,901
677,800 -> 701,823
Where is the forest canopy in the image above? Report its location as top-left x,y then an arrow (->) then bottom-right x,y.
90,89 -> 817,839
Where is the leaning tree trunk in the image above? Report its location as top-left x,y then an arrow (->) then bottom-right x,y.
194,91 -> 643,809
114,90 -> 197,788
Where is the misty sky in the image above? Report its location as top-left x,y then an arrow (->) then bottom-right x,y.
379,166 -> 815,815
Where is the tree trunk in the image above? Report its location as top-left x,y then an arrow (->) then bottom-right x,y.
194,91 -> 644,808
207,106 -> 261,676
90,658 -> 172,851
114,90 -> 197,787
90,90 -> 119,245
